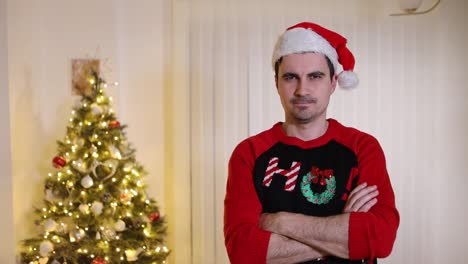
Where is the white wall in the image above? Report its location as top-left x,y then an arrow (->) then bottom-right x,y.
6,0 -> 468,263
0,0 -> 16,263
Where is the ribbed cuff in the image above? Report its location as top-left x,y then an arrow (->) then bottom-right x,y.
348,212 -> 368,260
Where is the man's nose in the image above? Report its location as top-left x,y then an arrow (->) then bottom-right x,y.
294,80 -> 308,96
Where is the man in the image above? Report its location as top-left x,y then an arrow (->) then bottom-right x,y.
224,22 -> 399,264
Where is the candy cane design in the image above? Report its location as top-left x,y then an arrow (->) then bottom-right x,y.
263,157 -> 301,191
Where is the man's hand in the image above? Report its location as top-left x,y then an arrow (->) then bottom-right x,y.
343,183 -> 379,213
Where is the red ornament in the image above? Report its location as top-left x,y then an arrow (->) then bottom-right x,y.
52,156 -> 66,168
109,121 -> 121,128
91,258 -> 107,264
149,212 -> 160,222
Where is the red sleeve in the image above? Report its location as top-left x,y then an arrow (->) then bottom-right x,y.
224,140 -> 271,264
348,135 -> 400,260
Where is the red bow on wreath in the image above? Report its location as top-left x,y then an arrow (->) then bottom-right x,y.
311,166 -> 334,186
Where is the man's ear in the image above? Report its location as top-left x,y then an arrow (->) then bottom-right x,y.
331,74 -> 338,94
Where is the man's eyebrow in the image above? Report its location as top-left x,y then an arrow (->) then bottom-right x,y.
281,72 -> 300,78
307,71 -> 326,77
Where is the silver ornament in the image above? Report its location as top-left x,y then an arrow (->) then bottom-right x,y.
91,201 -> 103,215
39,241 -> 54,256
78,204 -> 89,214
44,219 -> 57,232
69,228 -> 85,242
90,103 -> 103,115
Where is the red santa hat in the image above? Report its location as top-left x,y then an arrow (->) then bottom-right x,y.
272,22 -> 359,89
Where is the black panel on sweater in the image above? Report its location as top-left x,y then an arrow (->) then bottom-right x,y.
253,140 -> 359,216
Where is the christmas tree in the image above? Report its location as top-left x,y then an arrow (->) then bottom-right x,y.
20,71 -> 170,264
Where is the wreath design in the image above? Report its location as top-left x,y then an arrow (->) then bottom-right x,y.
301,167 -> 336,205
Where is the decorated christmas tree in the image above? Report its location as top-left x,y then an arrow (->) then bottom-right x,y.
20,70 -> 170,264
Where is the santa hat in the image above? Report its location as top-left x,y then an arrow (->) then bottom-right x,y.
272,22 -> 359,89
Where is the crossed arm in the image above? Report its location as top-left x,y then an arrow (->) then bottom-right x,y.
261,183 -> 379,263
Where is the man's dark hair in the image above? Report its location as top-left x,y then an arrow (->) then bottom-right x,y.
274,53 -> 335,82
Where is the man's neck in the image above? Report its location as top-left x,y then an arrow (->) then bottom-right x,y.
282,118 -> 329,141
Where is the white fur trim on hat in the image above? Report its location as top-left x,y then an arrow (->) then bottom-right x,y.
272,27 -> 339,72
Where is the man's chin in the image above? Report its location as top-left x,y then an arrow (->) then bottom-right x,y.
293,116 -> 314,124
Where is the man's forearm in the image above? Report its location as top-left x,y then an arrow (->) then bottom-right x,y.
267,233 -> 325,264
263,212 -> 350,259
282,213 -> 349,258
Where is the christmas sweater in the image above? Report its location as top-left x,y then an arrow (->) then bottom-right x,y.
224,119 -> 399,264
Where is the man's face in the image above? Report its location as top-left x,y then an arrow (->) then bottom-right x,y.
276,52 -> 337,125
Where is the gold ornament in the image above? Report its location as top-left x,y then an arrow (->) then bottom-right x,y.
102,228 -> 116,240
114,219 -> 126,232
125,248 -> 143,262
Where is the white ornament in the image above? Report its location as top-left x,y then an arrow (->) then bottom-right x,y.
114,219 -> 126,232
90,103 -> 103,115
80,175 -> 94,188
44,219 -> 57,232
39,257 -> 49,264
96,231 -> 101,240
91,201 -> 103,215
78,204 -> 89,214
109,145 -> 122,159
39,240 -> 54,256
125,248 -> 143,262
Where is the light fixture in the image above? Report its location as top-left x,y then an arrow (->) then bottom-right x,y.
390,0 -> 441,16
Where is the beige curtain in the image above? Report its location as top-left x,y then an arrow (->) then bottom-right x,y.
182,0 -> 468,263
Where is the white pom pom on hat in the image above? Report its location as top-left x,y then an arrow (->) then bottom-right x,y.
272,22 -> 359,89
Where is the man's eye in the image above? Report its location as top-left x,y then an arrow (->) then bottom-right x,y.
283,75 -> 296,81
309,74 -> 323,80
